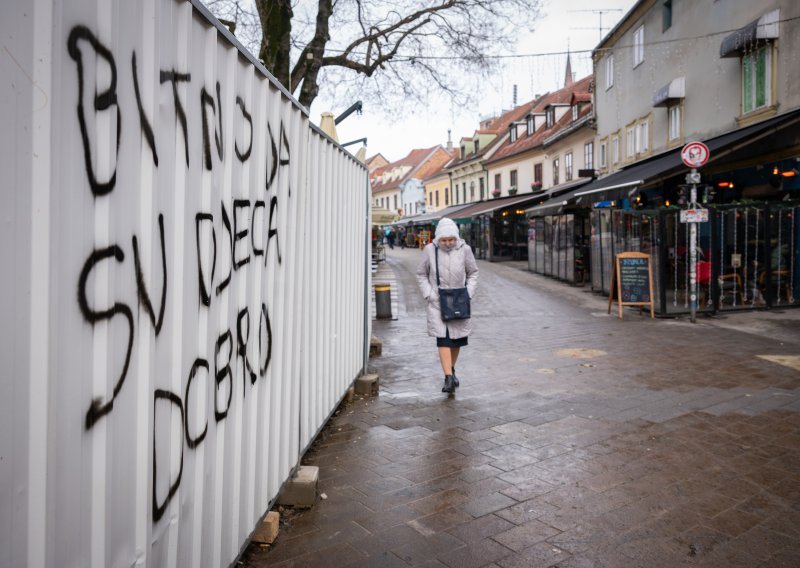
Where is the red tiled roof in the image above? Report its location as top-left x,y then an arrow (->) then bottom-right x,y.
571,92 -> 592,105
371,146 -> 451,194
448,101 -> 539,169
485,75 -> 594,165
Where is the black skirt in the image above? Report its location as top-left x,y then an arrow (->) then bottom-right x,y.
436,328 -> 468,348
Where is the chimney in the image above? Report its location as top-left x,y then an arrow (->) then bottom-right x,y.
513,84 -> 518,107
446,129 -> 453,152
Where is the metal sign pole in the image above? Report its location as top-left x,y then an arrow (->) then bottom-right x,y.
680,142 -> 710,324
689,168 -> 698,323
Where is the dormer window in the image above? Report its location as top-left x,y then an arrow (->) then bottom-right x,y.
474,139 -> 480,154
509,125 -> 517,143
546,109 -> 555,128
526,115 -> 534,135
460,145 -> 466,159
572,105 -> 579,122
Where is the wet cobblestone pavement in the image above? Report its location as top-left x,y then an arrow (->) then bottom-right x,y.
244,248 -> 800,567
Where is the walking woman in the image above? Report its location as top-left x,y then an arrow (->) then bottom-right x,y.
416,218 -> 479,394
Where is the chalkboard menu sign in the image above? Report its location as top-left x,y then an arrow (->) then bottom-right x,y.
608,252 -> 654,319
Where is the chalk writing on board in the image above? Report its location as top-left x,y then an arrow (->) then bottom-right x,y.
619,257 -> 651,303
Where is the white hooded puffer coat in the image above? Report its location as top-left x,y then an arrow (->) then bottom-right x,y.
415,224 -> 479,339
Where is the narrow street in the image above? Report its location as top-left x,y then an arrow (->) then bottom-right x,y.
247,247 -> 800,568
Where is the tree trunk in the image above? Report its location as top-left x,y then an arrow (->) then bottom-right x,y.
255,0 -> 292,89
296,0 -> 333,108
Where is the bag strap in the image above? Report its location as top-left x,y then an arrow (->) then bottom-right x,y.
434,245 -> 441,287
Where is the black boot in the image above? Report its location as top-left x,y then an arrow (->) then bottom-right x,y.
442,375 -> 455,393
452,367 -> 460,388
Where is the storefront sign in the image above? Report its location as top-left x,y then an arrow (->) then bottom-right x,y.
680,208 -> 709,223
608,252 -> 655,319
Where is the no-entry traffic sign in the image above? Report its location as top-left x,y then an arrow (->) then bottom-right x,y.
681,141 -> 710,168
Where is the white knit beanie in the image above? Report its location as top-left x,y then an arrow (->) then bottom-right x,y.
435,218 -> 459,241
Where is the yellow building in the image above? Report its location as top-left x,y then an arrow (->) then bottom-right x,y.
424,169 -> 452,212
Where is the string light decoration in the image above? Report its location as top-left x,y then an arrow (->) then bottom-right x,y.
756,208 -> 761,306
743,208 -> 749,304
684,219 -> 689,309
719,211 -> 725,307
673,216 -> 679,308
732,208 -> 738,308
776,209 -> 782,305
790,207 -> 796,304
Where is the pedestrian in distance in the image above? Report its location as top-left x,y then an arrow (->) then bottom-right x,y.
416,218 -> 478,394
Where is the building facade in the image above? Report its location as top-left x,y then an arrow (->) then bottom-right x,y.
563,0 -> 800,314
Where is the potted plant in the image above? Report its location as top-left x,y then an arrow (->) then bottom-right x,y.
530,181 -> 542,192
491,188 -> 501,198
508,186 -> 518,195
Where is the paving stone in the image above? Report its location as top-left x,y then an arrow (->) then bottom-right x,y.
446,514 -> 516,542
492,519 -> 561,551
239,250 -> 800,567
459,491 -> 518,518
436,539 -> 514,568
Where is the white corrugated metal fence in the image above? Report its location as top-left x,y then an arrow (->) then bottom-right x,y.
0,0 -> 370,566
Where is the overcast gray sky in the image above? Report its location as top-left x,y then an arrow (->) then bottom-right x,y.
316,0 -> 638,162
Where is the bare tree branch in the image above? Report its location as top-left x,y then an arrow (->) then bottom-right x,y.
204,0 -> 543,109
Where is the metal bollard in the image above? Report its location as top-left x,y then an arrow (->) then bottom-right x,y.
374,283 -> 392,319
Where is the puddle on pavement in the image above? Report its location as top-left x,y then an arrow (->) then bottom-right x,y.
757,355 -> 800,371
556,348 -> 608,359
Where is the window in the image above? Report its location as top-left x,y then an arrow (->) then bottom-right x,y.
546,109 -> 555,128
462,183 -> 467,203
742,45 -> 771,114
584,141 -> 594,170
534,163 -> 543,184
470,182 -> 475,201
626,126 -> 635,159
445,187 -> 449,206
394,195 -> 398,210
633,25 -> 644,67
565,152 -> 573,181
527,115 -> 534,135
637,120 -> 649,153
435,191 -> 440,207
510,170 -> 518,189
668,104 -> 681,141
479,177 -> 485,200
460,145 -> 465,159
599,140 -> 607,168
572,105 -> 579,122
605,54 -> 614,89
509,125 -> 517,143
553,158 -> 560,185
611,135 -> 620,164
663,0 -> 672,31
474,139 -> 480,154
494,174 -> 501,191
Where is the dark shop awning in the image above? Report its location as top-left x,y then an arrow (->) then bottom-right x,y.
572,109 -> 800,203
452,193 -> 546,220
720,9 -> 780,58
411,203 -> 473,225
